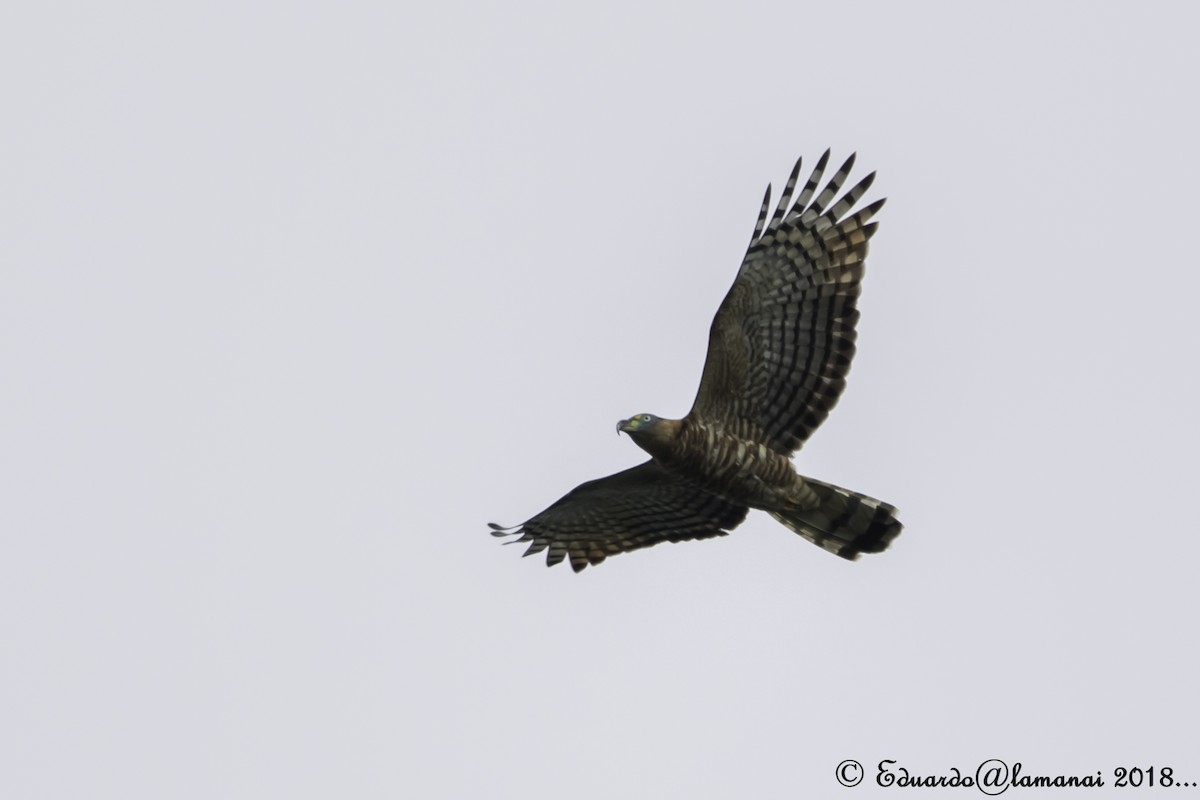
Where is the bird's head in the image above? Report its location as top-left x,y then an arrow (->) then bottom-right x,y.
616,413 -> 661,435
616,413 -> 680,459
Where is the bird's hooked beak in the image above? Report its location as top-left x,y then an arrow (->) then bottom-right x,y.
616,418 -> 634,436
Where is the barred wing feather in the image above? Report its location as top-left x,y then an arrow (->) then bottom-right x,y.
489,461 -> 748,572
690,150 -> 885,454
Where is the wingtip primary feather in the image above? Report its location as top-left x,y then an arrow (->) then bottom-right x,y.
488,522 -> 520,536
823,170 -> 878,224
523,539 -> 549,558
791,149 -> 832,214
767,156 -> 804,231
750,182 -> 772,242
808,152 -> 859,218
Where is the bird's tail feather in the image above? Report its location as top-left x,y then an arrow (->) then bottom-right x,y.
769,478 -> 902,560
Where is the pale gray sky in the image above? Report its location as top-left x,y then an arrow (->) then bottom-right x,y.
3,1 -> 1198,797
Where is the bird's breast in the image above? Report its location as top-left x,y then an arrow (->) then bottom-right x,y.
666,423 -> 797,509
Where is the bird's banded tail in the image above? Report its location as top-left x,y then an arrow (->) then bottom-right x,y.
769,478 -> 902,560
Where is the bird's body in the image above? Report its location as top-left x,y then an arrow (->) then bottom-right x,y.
491,150 -> 902,572
632,418 -> 806,511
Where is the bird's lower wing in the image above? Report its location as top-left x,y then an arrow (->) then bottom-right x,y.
489,461 -> 749,572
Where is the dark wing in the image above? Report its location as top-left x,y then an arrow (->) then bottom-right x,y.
690,150 -> 885,454
489,461 -> 749,572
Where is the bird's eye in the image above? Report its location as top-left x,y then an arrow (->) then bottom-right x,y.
641,415 -> 651,422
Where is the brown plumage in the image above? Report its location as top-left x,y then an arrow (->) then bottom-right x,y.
490,150 -> 901,572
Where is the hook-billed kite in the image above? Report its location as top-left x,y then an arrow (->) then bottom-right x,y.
491,150 -> 901,571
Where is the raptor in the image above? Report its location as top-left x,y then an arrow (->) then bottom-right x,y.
491,150 -> 901,571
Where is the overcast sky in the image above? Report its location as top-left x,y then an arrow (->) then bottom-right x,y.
3,2 -> 1199,798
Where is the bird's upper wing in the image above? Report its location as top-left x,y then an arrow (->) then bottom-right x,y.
689,151 -> 885,454
489,460 -> 749,572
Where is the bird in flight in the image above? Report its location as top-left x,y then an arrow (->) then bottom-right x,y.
491,150 -> 901,572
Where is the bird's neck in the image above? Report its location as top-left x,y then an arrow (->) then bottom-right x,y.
630,417 -> 683,462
